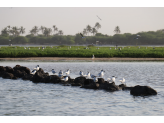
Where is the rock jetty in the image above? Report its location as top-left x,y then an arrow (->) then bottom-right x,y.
0,65 -> 157,96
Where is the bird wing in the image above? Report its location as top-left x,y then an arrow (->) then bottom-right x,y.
80,33 -> 83,37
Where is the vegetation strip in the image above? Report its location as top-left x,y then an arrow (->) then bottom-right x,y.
1,46 -> 164,58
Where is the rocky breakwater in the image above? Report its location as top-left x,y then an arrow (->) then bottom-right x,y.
0,65 -> 157,96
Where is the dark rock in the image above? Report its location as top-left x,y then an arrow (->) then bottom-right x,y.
0,66 -> 6,72
22,74 -> 34,81
81,81 -> 99,89
73,76 -> 86,85
130,85 -> 157,96
84,79 -> 94,85
99,82 -> 119,91
2,72 -> 15,79
119,84 -> 126,89
98,78 -> 105,84
32,68 -> 49,83
5,66 -> 14,73
13,70 -> 27,78
13,65 -> 31,74
48,75 -> 62,83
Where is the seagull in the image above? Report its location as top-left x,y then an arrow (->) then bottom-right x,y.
97,15 -> 102,20
52,69 -> 57,74
85,72 -> 91,78
31,69 -> 36,75
111,76 -> 117,82
98,70 -> 105,78
58,70 -> 63,77
80,33 -> 85,38
119,78 -> 126,85
65,69 -> 71,76
33,65 -> 39,71
92,54 -> 95,59
79,71 -> 83,76
64,76 -> 69,82
93,76 -> 98,82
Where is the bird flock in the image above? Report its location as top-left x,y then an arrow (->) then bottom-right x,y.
30,65 -> 126,85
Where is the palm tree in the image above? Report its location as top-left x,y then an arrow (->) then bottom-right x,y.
32,26 -> 39,36
114,26 -> 121,34
58,30 -> 63,35
91,27 -> 97,36
43,28 -> 49,37
19,26 -> 25,35
29,29 -> 35,36
11,26 -> 20,36
1,27 -> 9,35
94,22 -> 101,31
40,26 -> 45,34
83,28 -> 87,36
86,25 -> 92,36
48,28 -> 52,35
53,25 -> 58,34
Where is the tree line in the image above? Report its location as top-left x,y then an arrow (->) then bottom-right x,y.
0,24 -> 164,45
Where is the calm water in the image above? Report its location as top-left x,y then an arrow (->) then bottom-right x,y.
0,62 -> 164,116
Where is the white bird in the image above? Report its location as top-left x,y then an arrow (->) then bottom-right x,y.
98,70 -> 105,78
38,47 -> 40,49
33,65 -> 39,71
28,47 -> 30,50
85,72 -> 91,78
92,54 -> 95,59
93,76 -> 98,82
111,76 -> 117,82
24,47 -> 26,49
79,71 -> 83,76
119,78 -> 126,85
65,69 -> 71,75
58,70 -> 63,77
31,69 -> 36,75
52,69 -> 57,74
64,76 -> 69,82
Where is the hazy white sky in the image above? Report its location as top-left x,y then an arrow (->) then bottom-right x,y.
1,1 -> 164,36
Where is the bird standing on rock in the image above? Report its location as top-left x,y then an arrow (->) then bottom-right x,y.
52,69 -> 57,74
34,65 -> 39,71
64,76 -> 69,82
98,70 -> 105,78
58,70 -> 63,77
119,78 -> 126,85
65,69 -> 71,76
79,71 -> 83,76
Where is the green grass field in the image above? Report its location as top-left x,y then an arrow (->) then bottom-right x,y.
0,46 -> 164,58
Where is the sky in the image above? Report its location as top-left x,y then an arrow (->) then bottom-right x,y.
0,0 -> 164,36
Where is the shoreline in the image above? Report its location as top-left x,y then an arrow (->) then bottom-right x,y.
1,57 -> 164,61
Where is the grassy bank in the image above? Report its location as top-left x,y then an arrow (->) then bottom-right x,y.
0,46 -> 164,58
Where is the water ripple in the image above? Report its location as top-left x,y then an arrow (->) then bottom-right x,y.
0,62 -> 164,115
